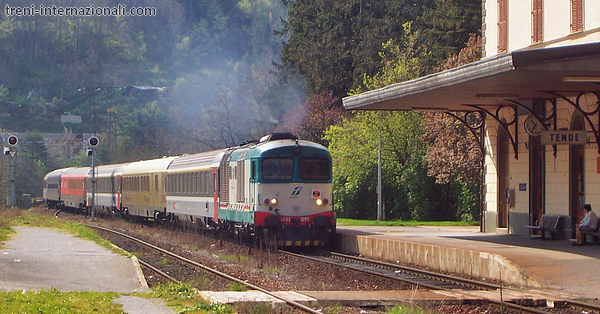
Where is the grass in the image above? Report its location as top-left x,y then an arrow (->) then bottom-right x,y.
337,218 -> 479,227
218,254 -> 248,263
385,305 -> 435,314
0,288 -> 122,314
229,282 -> 248,292
153,282 -> 236,313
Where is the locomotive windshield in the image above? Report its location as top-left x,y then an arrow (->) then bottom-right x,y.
262,158 -> 294,181
300,158 -> 330,181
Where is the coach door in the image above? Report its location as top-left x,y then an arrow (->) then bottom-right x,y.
570,113 -> 586,227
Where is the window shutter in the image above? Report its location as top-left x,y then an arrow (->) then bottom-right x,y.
532,0 -> 543,43
498,0 -> 508,53
571,0 -> 583,33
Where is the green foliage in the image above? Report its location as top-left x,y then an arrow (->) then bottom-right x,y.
325,10 -> 480,222
0,288 -> 121,314
416,0 -> 482,64
386,304 -> 434,314
326,113 -> 474,222
154,282 -> 196,300
357,23 -> 436,93
326,111 -> 427,220
13,131 -> 53,198
219,254 -> 248,263
279,0 -> 417,98
229,282 -> 248,292
279,0 -> 480,99
179,302 -> 234,314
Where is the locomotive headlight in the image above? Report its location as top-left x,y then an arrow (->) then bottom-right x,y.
316,198 -> 328,206
264,197 -> 278,206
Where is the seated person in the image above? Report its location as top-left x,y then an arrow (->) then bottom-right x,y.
574,203 -> 598,246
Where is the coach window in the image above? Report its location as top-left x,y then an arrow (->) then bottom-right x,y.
205,172 -> 210,194
197,172 -> 202,195
192,172 -> 197,194
178,173 -> 183,194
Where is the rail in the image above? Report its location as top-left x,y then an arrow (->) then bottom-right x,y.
89,225 -> 323,314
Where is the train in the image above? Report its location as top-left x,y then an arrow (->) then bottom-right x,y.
43,133 -> 337,247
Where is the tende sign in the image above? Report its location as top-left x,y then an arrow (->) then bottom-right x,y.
541,130 -> 587,145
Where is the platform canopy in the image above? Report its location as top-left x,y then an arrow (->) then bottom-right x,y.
342,42 -> 600,111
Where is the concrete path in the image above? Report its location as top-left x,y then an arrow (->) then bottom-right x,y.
0,226 -> 149,293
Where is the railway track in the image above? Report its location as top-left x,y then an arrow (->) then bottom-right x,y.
90,225 -> 323,314
295,250 -> 500,290
282,250 -> 600,314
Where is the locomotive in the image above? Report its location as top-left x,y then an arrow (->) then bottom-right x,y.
43,133 -> 337,247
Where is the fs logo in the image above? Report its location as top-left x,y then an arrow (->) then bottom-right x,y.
291,186 -> 303,197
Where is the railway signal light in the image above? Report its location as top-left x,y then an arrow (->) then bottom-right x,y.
88,136 -> 99,147
7,135 -> 17,146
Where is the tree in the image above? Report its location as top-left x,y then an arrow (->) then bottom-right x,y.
15,131 -> 51,198
277,92 -> 348,145
417,0 -> 482,63
278,0 -> 481,100
326,111 -> 451,220
421,34 -> 483,221
117,101 -> 172,161
325,23 -> 480,221
278,0 -> 417,98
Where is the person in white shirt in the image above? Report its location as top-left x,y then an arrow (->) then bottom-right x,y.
574,203 -> 598,246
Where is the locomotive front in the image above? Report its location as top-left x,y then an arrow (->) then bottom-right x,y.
250,136 -> 336,247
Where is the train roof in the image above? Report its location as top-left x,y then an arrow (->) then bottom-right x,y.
121,156 -> 177,175
230,138 -> 329,162
167,148 -> 229,172
43,167 -> 72,180
93,163 -> 130,176
61,167 -> 92,176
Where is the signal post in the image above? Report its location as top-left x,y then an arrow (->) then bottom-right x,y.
87,136 -> 99,221
4,134 -> 18,208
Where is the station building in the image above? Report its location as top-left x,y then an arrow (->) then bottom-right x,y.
343,1 -> 600,235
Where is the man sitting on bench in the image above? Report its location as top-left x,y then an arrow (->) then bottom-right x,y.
574,204 -> 598,246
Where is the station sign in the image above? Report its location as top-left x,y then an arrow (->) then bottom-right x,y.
541,130 -> 587,145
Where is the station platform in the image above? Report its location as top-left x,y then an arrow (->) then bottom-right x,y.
335,225 -> 600,299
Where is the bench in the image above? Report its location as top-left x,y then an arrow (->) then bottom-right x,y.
581,218 -> 600,244
524,214 -> 565,240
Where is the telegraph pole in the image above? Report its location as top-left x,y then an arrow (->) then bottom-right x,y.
377,113 -> 383,221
